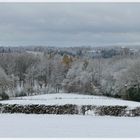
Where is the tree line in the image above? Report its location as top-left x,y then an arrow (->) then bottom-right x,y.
0,51 -> 140,102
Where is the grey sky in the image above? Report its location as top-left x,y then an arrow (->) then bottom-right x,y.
0,3 -> 140,47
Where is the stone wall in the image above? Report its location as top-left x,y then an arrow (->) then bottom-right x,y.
0,103 -> 140,117
0,104 -> 78,114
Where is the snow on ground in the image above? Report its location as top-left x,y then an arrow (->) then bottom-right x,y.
0,114 -> 140,138
1,93 -> 140,108
1,94 -> 140,137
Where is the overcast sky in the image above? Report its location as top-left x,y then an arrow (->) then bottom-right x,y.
0,3 -> 140,47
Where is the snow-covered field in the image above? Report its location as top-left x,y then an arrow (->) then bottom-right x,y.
1,93 -> 140,108
0,114 -> 140,138
1,93 -> 140,138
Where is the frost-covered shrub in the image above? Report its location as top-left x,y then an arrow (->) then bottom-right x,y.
121,87 -> 140,102
0,92 -> 9,100
15,91 -> 27,97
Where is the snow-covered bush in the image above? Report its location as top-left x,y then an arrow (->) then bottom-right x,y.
0,92 -> 9,100
15,91 -> 27,97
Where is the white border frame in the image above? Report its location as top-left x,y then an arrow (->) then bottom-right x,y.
0,0 -> 140,2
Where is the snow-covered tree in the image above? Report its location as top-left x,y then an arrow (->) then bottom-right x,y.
14,53 -> 38,87
0,67 -> 13,99
63,60 -> 99,94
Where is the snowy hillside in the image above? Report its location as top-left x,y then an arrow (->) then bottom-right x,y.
1,93 -> 140,108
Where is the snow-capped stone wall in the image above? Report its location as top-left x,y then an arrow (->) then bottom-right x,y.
0,103 -> 140,117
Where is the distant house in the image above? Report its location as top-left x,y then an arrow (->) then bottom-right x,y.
86,49 -> 102,58
121,47 -> 139,56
